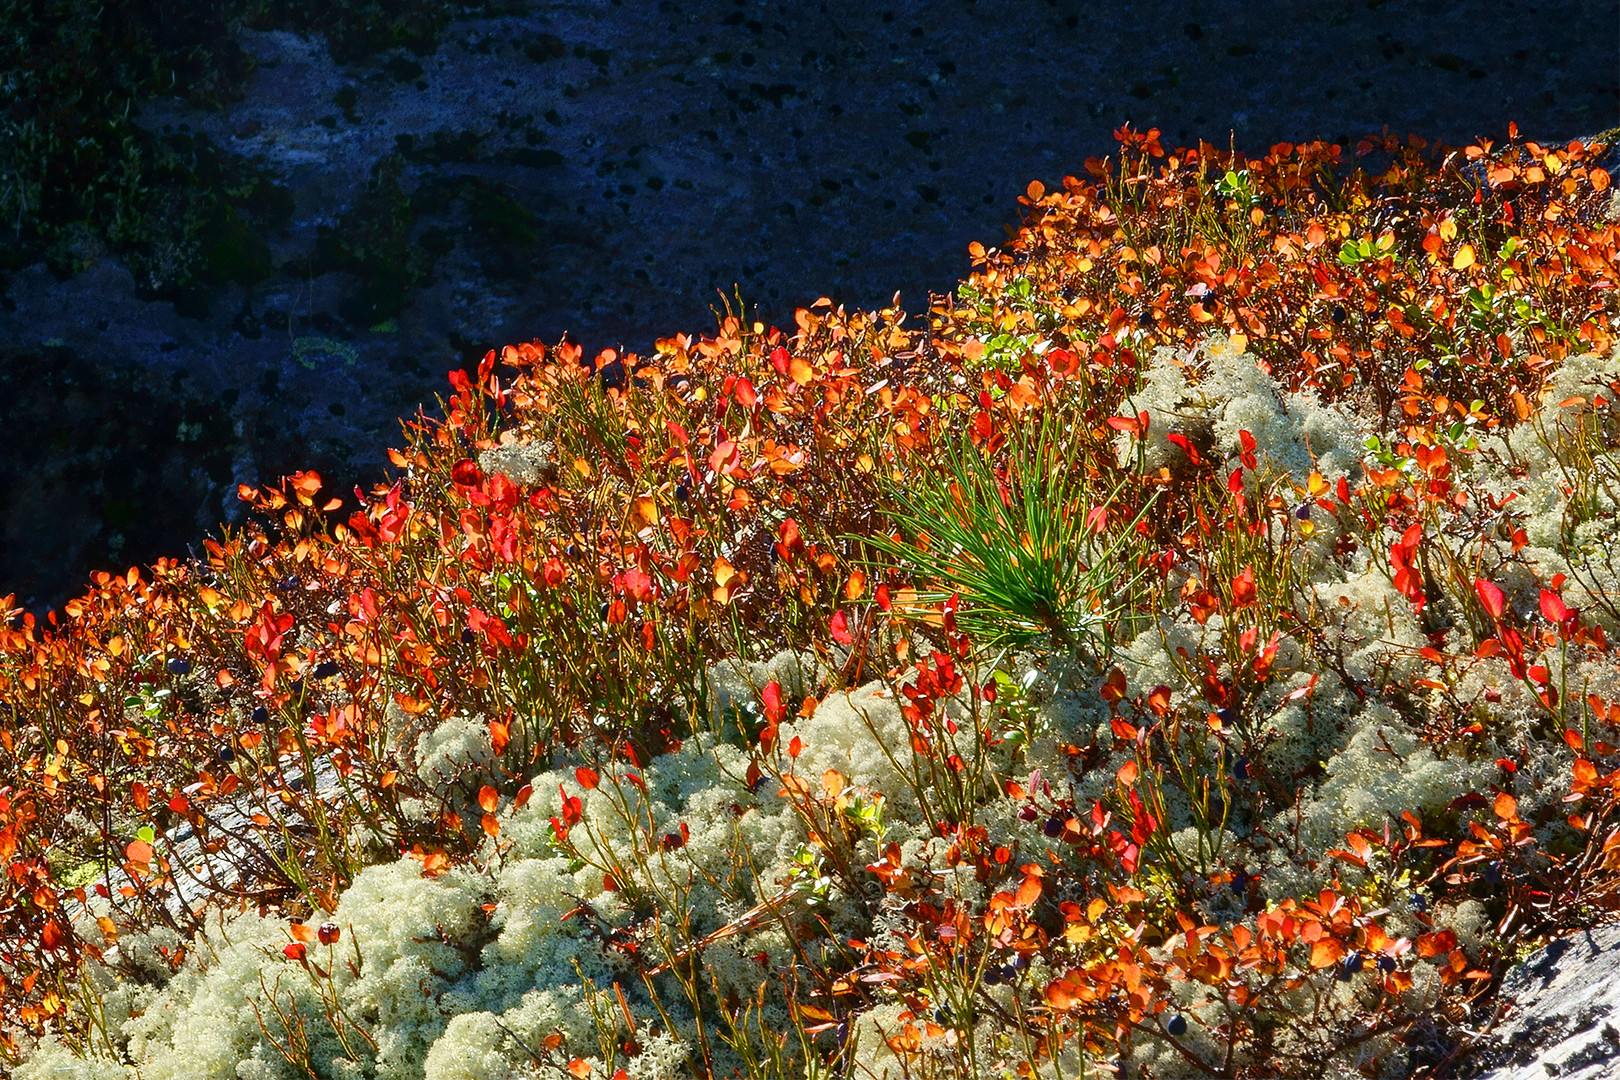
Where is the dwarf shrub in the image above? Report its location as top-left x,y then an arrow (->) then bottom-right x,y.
2,125 -> 1619,1080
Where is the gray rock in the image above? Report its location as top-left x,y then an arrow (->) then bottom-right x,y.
1467,924 -> 1620,1080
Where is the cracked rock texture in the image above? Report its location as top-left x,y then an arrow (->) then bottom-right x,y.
1,0 -> 1616,608
1466,923 -> 1620,1080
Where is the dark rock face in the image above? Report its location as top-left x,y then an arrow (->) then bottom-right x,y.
1465,923 -> 1620,1080
1,0 -> 1616,609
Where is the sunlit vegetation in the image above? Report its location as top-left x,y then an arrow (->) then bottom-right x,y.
2,125 -> 1618,1078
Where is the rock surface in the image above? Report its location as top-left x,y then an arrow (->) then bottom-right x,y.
1,0 -> 1617,609
1466,923 -> 1620,1080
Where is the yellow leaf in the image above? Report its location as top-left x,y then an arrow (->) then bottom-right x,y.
1438,218 -> 1458,242
1452,244 -> 1476,270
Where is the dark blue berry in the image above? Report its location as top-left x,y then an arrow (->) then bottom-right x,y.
1042,815 -> 1064,838
1377,955 -> 1396,973
1230,871 -> 1248,895
216,746 -> 236,764
462,627 -> 477,644
1166,1015 -> 1187,1037
313,661 -> 340,679
252,706 -> 270,725
166,658 -> 192,675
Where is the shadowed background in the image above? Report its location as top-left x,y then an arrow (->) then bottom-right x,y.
1,0 -> 1616,609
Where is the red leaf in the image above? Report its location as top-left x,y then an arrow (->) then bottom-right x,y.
1166,432 -> 1201,464
1540,589 -> 1569,625
1230,565 -> 1258,608
575,766 -> 599,790
1475,579 -> 1506,621
762,680 -> 783,725
830,610 -> 853,645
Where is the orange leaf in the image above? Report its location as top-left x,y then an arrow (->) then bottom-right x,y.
1416,929 -> 1457,958
844,569 -> 867,602
1013,875 -> 1043,909
1493,792 -> 1518,822
1044,978 -> 1078,1010
481,813 -> 501,838
477,785 -> 499,814
567,1059 -> 592,1079
1310,938 -> 1345,968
